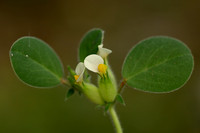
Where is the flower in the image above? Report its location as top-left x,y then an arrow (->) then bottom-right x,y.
98,44 -> 112,58
74,62 -> 85,82
84,54 -> 107,75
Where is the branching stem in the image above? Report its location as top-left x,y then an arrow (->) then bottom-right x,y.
118,79 -> 127,94
61,78 -> 70,87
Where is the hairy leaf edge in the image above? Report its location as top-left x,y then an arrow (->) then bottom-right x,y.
9,36 -> 65,88
121,36 -> 194,93
78,28 -> 104,62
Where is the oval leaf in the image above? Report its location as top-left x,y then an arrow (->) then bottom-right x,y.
122,36 -> 194,93
10,37 -> 64,88
79,28 -> 104,62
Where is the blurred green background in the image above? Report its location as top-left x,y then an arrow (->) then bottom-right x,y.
1,0 -> 200,133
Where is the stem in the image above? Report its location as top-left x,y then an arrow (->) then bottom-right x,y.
109,105 -> 123,133
118,79 -> 127,94
61,78 -> 70,87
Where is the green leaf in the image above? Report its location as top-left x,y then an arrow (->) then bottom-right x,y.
116,94 -> 125,105
79,28 -> 104,62
10,37 -> 64,88
67,65 -> 76,76
105,103 -> 111,112
122,36 -> 194,93
65,88 -> 75,101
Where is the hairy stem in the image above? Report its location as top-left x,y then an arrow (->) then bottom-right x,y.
109,105 -> 123,133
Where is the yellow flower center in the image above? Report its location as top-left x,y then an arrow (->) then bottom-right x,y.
98,64 -> 107,74
74,75 -> 79,81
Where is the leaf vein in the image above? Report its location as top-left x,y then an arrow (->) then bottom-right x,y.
126,53 -> 191,80
12,51 -> 61,81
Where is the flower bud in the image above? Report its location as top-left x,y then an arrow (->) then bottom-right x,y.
82,83 -> 104,105
107,64 -> 117,90
99,76 -> 117,103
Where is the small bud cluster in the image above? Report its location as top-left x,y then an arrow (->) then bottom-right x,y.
67,44 -> 117,105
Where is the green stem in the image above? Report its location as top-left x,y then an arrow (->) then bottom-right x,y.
109,105 -> 123,133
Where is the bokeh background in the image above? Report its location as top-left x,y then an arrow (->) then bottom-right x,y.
1,0 -> 200,133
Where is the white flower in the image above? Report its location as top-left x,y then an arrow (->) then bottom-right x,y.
74,62 -> 85,82
98,44 -> 112,58
84,54 -> 107,74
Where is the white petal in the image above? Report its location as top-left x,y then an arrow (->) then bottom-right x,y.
75,62 -> 85,82
75,62 -> 85,75
98,44 -> 103,48
77,72 -> 84,82
84,54 -> 104,73
98,47 -> 112,58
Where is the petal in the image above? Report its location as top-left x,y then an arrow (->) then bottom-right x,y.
75,62 -> 85,75
98,47 -> 112,58
77,72 -> 84,82
98,44 -> 103,48
75,62 -> 85,82
84,54 -> 104,73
